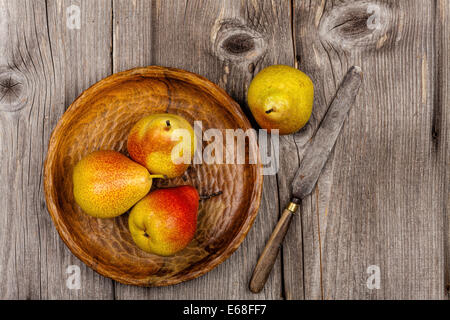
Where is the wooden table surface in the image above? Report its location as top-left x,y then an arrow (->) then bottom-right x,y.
0,0 -> 448,300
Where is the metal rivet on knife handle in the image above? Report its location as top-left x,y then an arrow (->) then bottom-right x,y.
287,201 -> 299,214
249,66 -> 363,294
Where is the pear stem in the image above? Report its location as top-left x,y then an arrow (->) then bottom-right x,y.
149,174 -> 168,180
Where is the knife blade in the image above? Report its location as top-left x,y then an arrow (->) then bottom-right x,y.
249,66 -> 363,293
292,66 -> 363,199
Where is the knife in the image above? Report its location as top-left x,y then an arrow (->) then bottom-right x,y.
249,66 -> 363,293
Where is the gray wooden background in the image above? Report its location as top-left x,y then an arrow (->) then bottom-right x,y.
0,0 -> 448,300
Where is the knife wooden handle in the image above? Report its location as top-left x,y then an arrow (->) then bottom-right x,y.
249,202 -> 299,293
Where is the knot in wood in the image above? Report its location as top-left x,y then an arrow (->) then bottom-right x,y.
222,33 -> 255,55
0,68 -> 27,112
212,19 -> 266,64
319,2 -> 393,51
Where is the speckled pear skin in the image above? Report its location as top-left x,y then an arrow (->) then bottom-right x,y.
73,150 -> 152,218
129,186 -> 199,256
44,66 -> 263,287
127,113 -> 195,179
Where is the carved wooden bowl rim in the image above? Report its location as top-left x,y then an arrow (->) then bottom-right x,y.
43,66 -> 263,286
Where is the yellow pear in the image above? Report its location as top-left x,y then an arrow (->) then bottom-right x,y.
247,65 -> 314,135
72,151 -> 163,219
127,113 -> 195,179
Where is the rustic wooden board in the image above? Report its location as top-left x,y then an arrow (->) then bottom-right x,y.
45,0 -> 115,300
0,0 -> 114,299
291,0 -> 448,299
438,0 -> 450,300
112,0 -> 293,300
0,0 -> 448,300
0,0 -> 47,299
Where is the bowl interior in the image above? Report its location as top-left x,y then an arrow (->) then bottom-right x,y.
44,67 -> 262,286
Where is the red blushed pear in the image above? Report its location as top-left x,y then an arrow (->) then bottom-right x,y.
72,151 -> 164,219
127,114 -> 196,179
128,186 -> 200,256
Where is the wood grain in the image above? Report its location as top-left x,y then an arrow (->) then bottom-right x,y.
43,0 -> 115,300
250,208 -> 295,293
292,66 -> 362,199
111,0 -> 293,300
0,0 -> 46,299
0,0 -> 115,300
437,0 -> 450,300
292,0 -> 448,299
0,0 -> 448,300
0,0 -> 112,299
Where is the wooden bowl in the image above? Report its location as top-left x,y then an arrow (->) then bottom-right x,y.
44,66 -> 263,286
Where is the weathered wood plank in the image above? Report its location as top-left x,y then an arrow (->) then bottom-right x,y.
0,0 -> 60,299
438,0 -> 450,300
0,0 -> 114,299
278,134 -> 304,300
292,0 -> 447,299
0,0 -> 44,299
112,0 -> 294,299
112,0 -> 152,73
42,0 -> 115,299
1,0 -> 444,300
